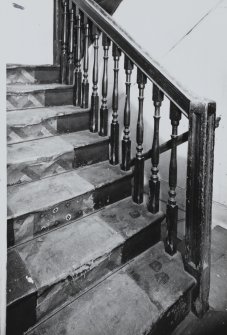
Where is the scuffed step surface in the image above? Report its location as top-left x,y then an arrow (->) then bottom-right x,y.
25,242 -> 195,335
7,106 -> 90,144
7,161 -> 132,246
7,83 -> 72,93
7,131 -> 109,185
7,83 -> 73,111
7,65 -> 60,85
8,198 -> 164,325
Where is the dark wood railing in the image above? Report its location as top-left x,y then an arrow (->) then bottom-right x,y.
54,0 -> 217,318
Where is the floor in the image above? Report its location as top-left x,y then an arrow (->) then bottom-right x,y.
172,225 -> 227,335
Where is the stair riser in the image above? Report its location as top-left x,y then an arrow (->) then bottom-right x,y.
8,217 -> 162,334
7,293 -> 37,335
7,88 -> 73,111
7,175 -> 132,247
7,248 -> 37,335
7,140 -> 109,186
7,111 -> 90,144
7,67 -> 60,85
152,291 -> 191,335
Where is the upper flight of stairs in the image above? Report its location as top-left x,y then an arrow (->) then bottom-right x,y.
6,64 -> 196,335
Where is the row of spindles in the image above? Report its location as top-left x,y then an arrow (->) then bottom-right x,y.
60,2 -> 181,256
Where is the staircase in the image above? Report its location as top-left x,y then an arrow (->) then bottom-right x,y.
6,0 -> 217,334
6,64 -> 195,335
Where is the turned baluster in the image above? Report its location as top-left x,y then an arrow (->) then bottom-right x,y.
60,1 -> 68,84
67,7 -> 75,84
133,69 -> 147,204
73,10 -> 82,106
109,44 -> 121,165
90,24 -> 99,132
121,56 -> 134,171
81,18 -> 89,108
99,33 -> 111,136
165,102 -> 181,255
148,85 -> 164,213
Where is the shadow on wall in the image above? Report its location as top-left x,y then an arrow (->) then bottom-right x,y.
86,29 -> 188,228
12,3 -> 25,10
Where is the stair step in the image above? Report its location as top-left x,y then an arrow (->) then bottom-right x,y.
24,242 -> 195,335
7,131 -> 108,185
7,64 -> 60,85
7,105 -> 90,144
7,161 -> 132,246
7,83 -> 73,111
7,199 -> 165,335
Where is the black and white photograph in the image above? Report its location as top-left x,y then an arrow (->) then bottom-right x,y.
0,0 -> 227,334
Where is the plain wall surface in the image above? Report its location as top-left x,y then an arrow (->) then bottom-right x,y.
6,0 -> 53,64
113,0 -> 227,206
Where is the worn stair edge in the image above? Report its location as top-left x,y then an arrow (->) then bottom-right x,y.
7,84 -> 73,111
7,106 -> 90,144
7,198 -> 165,335
24,242 -> 196,335
7,65 -> 60,85
7,131 -> 109,186
7,161 -> 132,247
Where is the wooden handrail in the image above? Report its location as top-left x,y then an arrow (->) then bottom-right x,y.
72,0 -> 214,116
57,0 -> 217,319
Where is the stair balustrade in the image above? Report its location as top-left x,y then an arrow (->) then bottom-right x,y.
121,56 -> 133,171
81,17 -> 90,107
74,8 -> 82,106
90,23 -> 99,132
56,0 -> 217,318
99,33 -> 111,136
110,43 -> 121,164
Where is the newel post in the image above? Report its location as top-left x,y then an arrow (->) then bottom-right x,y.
185,101 -> 216,317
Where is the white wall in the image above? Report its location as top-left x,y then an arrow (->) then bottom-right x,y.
6,0 -> 53,64
112,0 -> 227,207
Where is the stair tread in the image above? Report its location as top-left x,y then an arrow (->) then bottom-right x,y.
8,130 -> 107,165
7,105 -> 88,125
7,64 -> 59,69
7,161 -> 130,219
7,83 -> 72,94
7,197 -> 164,305
25,242 -> 195,335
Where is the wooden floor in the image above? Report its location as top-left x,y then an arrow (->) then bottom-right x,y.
172,225 -> 227,335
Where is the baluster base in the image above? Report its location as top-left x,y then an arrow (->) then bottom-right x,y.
133,158 -> 144,204
90,95 -> 99,133
121,139 -> 131,171
81,82 -> 89,109
99,107 -> 108,137
148,179 -> 160,214
67,62 -> 74,85
109,122 -> 119,165
60,54 -> 68,84
165,204 -> 178,255
73,71 -> 82,106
